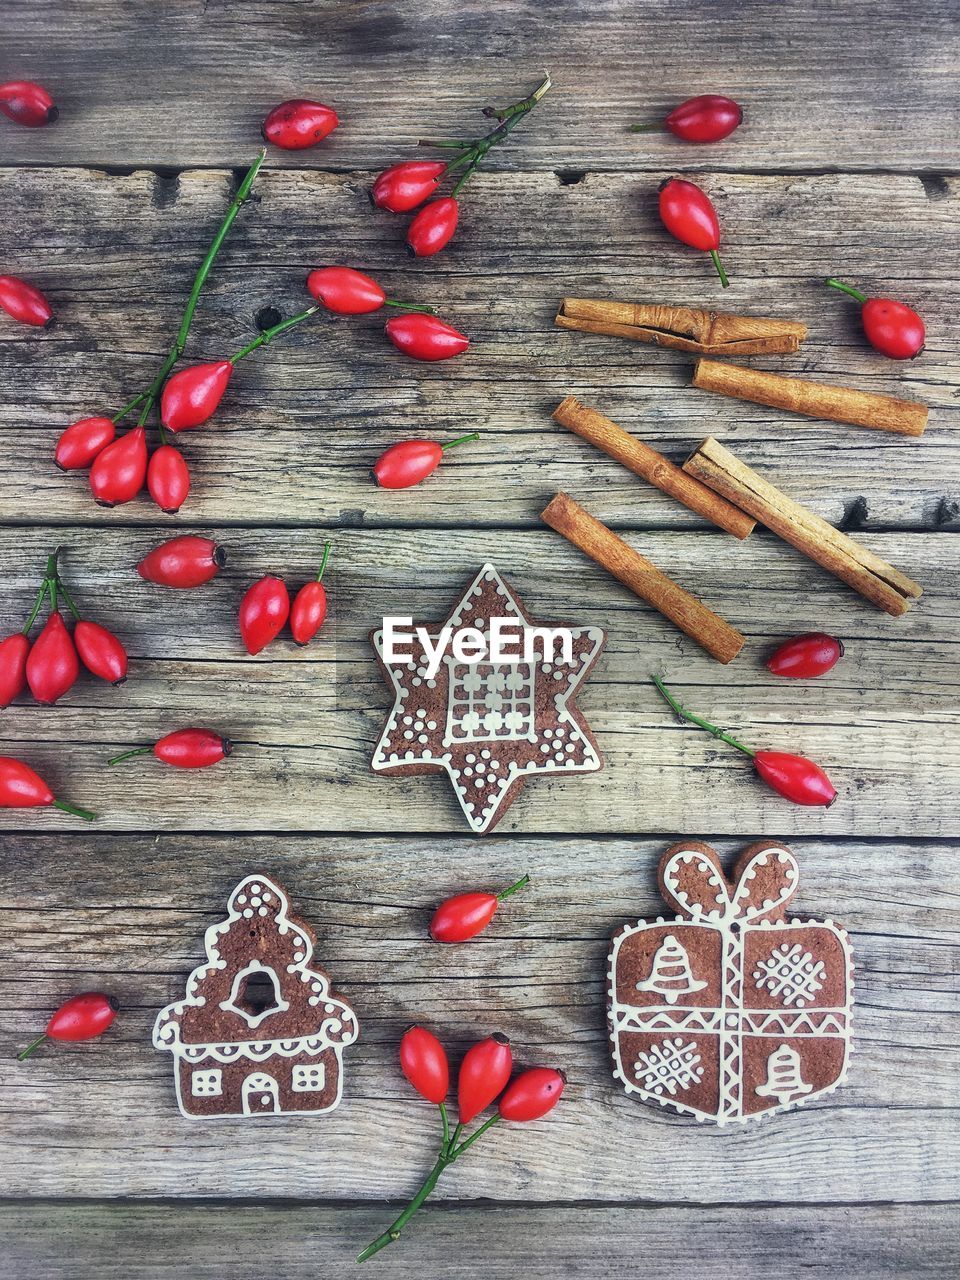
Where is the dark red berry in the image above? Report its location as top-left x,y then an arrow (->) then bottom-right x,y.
239,576 -> 290,655
457,1034 -> 512,1124
498,1067 -> 566,1121
766,633 -> 844,679
26,611 -> 79,704
658,178 -> 729,286
74,620 -> 127,685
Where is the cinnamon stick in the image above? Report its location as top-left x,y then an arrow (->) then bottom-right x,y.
683,437 -> 923,616
552,396 -> 756,540
540,492 -> 745,664
692,358 -> 928,437
556,298 -> 807,356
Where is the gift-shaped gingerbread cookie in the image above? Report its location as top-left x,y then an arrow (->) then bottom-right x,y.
607,841 -> 853,1125
154,874 -> 358,1119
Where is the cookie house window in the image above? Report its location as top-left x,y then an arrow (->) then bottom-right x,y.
447,662 -> 536,742
292,1064 -> 326,1092
219,961 -> 290,1028
191,1069 -> 222,1097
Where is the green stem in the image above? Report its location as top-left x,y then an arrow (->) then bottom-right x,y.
230,305 -> 319,364
651,675 -> 754,757
356,1155 -> 447,1264
21,580 -> 50,634
439,432 -> 479,452
356,1106 -> 499,1263
497,874 -> 530,901
383,300 -> 435,315
107,747 -> 152,766
439,1101 -> 450,1153
825,277 -> 867,304
629,122 -> 665,133
450,1113 -> 499,1160
16,1032 -> 48,1061
53,797 -> 97,822
316,541 -> 332,583
417,138 -> 473,149
115,151 -> 266,423
136,395 -> 154,428
56,578 -> 82,622
710,249 -> 730,289
439,75 -> 551,198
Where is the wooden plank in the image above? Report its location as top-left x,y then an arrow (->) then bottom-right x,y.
1,834 -> 957,1202
0,526 -> 955,836
1,1 -> 958,173
2,1200 -> 958,1279
0,167 -> 957,531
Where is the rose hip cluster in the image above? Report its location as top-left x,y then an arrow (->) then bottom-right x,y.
371,74 -> 551,260
239,542 -> 332,655
358,1025 -> 565,1262
1,548 -> 127,710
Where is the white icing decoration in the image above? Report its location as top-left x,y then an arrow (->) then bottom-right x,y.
152,874 -> 358,1121
607,846 -> 853,1127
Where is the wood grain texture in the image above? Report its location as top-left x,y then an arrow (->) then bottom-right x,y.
0,167 -> 957,531
1,835 -> 957,1202
4,1200 -> 958,1280
0,527 -> 955,836
1,0 -> 959,172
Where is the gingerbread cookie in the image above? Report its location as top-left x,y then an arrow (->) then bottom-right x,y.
607,841 -> 853,1125
370,563 -> 605,834
154,874 -> 358,1119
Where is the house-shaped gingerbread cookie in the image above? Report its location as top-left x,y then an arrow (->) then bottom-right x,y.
154,874 -> 358,1119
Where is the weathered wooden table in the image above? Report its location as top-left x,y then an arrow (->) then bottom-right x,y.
1,2 -> 958,1276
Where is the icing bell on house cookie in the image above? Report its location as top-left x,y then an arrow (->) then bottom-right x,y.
607,841 -> 853,1125
154,874 -> 358,1119
369,563 -> 605,834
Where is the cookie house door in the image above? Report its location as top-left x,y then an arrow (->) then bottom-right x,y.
241,1071 -> 280,1115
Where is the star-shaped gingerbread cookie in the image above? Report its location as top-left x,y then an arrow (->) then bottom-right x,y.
370,564 -> 605,834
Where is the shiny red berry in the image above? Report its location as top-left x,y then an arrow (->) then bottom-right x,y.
371,160 -> 446,213
406,197 -> 459,257
290,544 -> 331,646
825,279 -> 925,359
239,576 -> 290,655
385,314 -> 469,362
498,1067 -> 566,1122
0,756 -> 94,819
0,633 -> 30,707
0,275 -> 54,327
262,99 -> 339,150
147,444 -> 191,513
400,1026 -> 449,1104
372,433 -> 478,489
307,266 -> 386,314
658,178 -> 729,286
161,361 -> 233,432
429,875 -> 529,943
89,426 -> 148,506
766,633 -> 844,679
55,417 -> 116,470
26,611 -> 79,704
457,1034 -> 512,1125
74,620 -> 127,685
17,992 -> 118,1061
0,80 -> 58,128
753,751 -> 837,807
662,95 -> 742,143
109,728 -> 231,769
137,536 -> 225,588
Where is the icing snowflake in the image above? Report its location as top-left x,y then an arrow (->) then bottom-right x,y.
634,1037 -> 704,1096
753,942 -> 826,1008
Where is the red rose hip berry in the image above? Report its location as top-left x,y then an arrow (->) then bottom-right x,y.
826,278 -> 925,359
766,633 -> 844,679
371,160 -> 446,213
0,80 -> 58,128
262,99 -> 339,150
633,94 -> 743,143
385,314 -> 469,361
239,575 -> 290,655
498,1067 -> 566,1121
400,1026 -> 449,1104
429,875 -> 529,942
407,197 -> 459,257
17,992 -> 118,1061
161,361 -> 233,432
0,275 -> 54,327
55,417 -> 116,470
137,536 -> 225,588
658,178 -> 729,287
